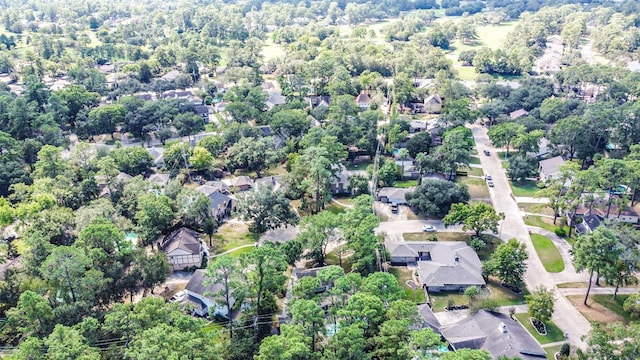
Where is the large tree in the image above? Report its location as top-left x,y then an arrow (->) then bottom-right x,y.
487,122 -> 526,157
297,211 -> 342,266
206,255 -> 247,337
525,286 -> 555,324
443,202 -> 504,238
406,179 -> 470,218
483,239 -> 528,287
226,137 -> 280,178
572,227 -> 622,305
235,185 -> 299,234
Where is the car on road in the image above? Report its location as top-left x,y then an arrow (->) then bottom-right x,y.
422,225 -> 436,232
487,181 -> 494,187
483,149 -> 490,156
169,291 -> 186,303
485,175 -> 492,181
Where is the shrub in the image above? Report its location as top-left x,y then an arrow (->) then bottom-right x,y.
560,343 -> 570,357
554,227 -> 567,237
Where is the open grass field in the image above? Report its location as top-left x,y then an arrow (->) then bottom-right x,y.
457,176 -> 490,199
510,180 -> 540,197
514,313 -> 566,344
463,167 -> 484,177
523,215 -> 570,240
530,234 -> 564,273
261,38 -> 287,61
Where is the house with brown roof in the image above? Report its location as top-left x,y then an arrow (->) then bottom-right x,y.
160,228 -> 207,270
222,176 -> 254,192
355,93 -> 371,110
424,94 -> 442,114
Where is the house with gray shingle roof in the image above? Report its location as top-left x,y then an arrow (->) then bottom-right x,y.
184,269 -> 234,318
376,187 -> 411,205
439,310 -> 547,359
386,241 -> 485,292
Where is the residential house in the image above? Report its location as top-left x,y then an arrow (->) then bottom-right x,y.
184,269 -> 234,318
195,105 -> 214,122
538,156 -> 565,180
509,108 -> 529,120
208,191 -> 235,221
424,94 -> 442,114
410,120 -> 428,133
222,176 -> 254,192
416,304 -> 441,332
413,78 -> 434,89
148,173 -> 170,187
256,125 -> 273,136
266,93 -> 286,110
355,93 -> 371,110
331,164 -> 350,195
196,183 -> 231,196
439,310 -> 547,359
135,92 -> 157,102
386,241 -> 485,292
576,213 -> 602,234
215,101 -> 229,113
626,60 -> 640,72
376,187 -> 411,205
160,227 -> 207,270
146,147 -> 165,168
161,70 -> 181,81
305,95 -> 331,110
255,176 -> 285,193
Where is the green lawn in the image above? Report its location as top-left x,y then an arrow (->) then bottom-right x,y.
514,313 -> 566,344
388,267 -> 427,304
523,215 -> 570,238
212,223 -> 259,253
261,39 -> 286,61
509,180 -> 540,197
463,167 -> 484,177
556,282 -> 588,289
468,156 -> 481,165
395,179 -> 418,188
456,176 -> 490,199
346,161 -> 372,171
428,278 -> 526,312
530,234 -> 565,273
590,295 -> 632,323
518,203 -> 555,216
225,246 -> 254,258
544,344 -> 565,360
326,203 -> 347,214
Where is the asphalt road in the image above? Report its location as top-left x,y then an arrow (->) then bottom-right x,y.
470,123 -> 591,350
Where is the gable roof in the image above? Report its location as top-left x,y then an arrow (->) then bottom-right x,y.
424,94 -> 442,105
509,109 -> 529,119
440,310 -> 546,359
417,304 -> 441,331
161,227 -> 201,255
538,156 -> 565,175
583,213 -> 602,231
355,93 -> 371,104
377,187 -> 411,201
148,173 -> 170,185
223,176 -> 253,188
387,241 -> 485,288
208,191 -> 233,210
185,269 -> 224,297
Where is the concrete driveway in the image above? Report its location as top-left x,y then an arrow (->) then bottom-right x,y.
375,220 -> 464,242
469,123 -> 591,349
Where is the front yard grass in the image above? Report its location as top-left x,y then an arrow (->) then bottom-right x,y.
428,278 -> 526,312
514,313 -> 566,344
388,267 -> 427,304
556,282 -> 588,288
523,215 -> 570,237
509,180 -> 540,197
518,203 -> 555,216
566,294 -> 631,325
212,222 -> 259,253
530,234 -> 565,273
462,167 -> 484,177
468,156 -> 481,165
325,248 -> 353,274
395,179 -> 418,188
456,176 -> 490,199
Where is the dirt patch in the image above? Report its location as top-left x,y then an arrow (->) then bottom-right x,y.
566,295 -> 624,324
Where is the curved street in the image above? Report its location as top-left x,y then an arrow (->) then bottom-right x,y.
469,123 -> 591,350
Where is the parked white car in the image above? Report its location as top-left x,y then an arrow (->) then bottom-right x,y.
422,225 -> 436,232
